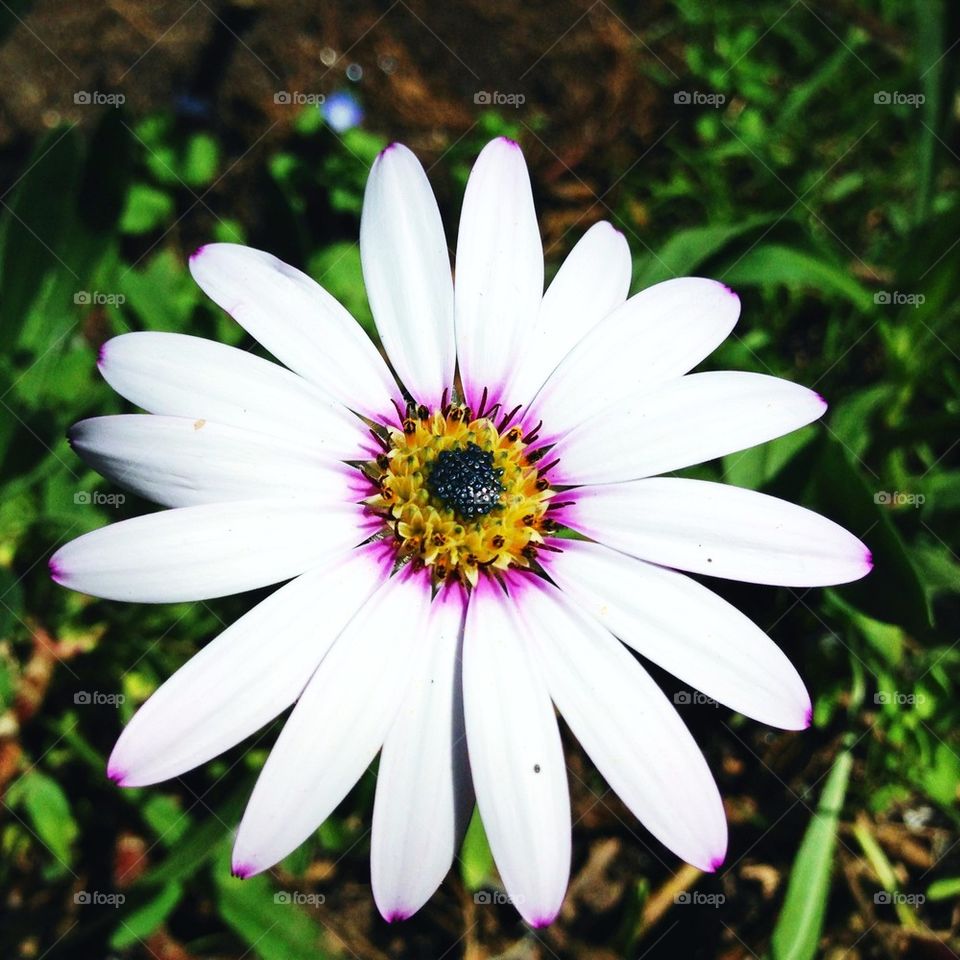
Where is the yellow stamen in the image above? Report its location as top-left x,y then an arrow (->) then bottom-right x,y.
362,404 -> 556,588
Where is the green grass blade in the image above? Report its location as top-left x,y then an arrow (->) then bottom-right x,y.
768,748 -> 853,960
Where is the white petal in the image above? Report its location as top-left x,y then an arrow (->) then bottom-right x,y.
232,572 -> 431,877
189,243 -> 401,419
462,579 -> 570,927
567,477 -> 873,586
509,221 -> 631,407
532,277 -> 741,429
553,371 -> 826,485
108,546 -> 386,786
49,499 -> 365,602
454,138 -> 544,410
371,585 -> 472,921
519,577 -> 727,872
98,332 -> 368,456
360,144 -> 455,408
546,540 -> 811,729
70,415 -> 356,507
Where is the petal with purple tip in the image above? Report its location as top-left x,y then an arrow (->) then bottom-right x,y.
509,220 -> 631,406
533,276 -> 741,428
371,585 -> 472,922
231,572 -> 431,877
70,415 -> 355,508
462,579 -> 571,927
189,243 -> 401,419
567,477 -> 873,587
50,499 -> 366,603
108,546 -> 384,786
454,137 -> 544,410
519,577 -> 728,872
546,539 -> 811,730
360,143 -> 455,408
536,277 -> 740,426
98,331 -> 366,453
552,371 -> 827,485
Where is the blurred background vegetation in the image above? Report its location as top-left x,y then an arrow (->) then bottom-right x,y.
1,0 -> 959,957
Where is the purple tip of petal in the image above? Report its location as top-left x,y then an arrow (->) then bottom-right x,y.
96,342 -> 108,368
189,244 -> 207,262
384,910 -> 410,924
530,913 -> 558,929
231,862 -> 255,880
107,765 -> 127,786
815,392 -> 829,410
720,282 -> 740,300
48,556 -> 66,585
864,549 -> 874,572
804,706 -> 814,729
496,136 -> 521,149
708,855 -> 726,873
596,220 -> 626,243
378,142 -> 399,159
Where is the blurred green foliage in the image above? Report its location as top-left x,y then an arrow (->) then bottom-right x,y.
1,0 -> 959,957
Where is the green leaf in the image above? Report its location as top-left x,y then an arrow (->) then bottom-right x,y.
181,133 -> 220,187
814,434 -> 931,634
141,787 -> 246,887
294,105 -> 324,135
142,794 -> 189,847
774,44 -> 856,132
912,543 -> 960,598
459,807 -> 494,891
721,244 -> 872,309
826,385 -> 897,461
110,882 -> 183,949
214,847 -> 333,960
914,740 -> 960,807
119,248 -> 199,331
212,218 -> 246,244
769,748 -> 853,960
338,127 -> 388,165
927,877 -> 960,901
120,183 -> 175,235
6,769 -> 78,869
827,595 -> 904,667
720,243 -> 873,310
851,815 -> 920,927
633,215 -> 774,289
723,426 -> 816,490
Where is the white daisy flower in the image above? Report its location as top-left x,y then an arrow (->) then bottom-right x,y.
51,137 -> 871,927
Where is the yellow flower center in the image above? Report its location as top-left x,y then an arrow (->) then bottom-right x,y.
362,401 -> 558,588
